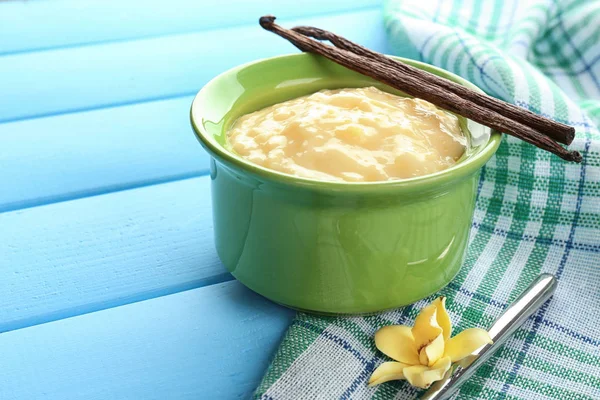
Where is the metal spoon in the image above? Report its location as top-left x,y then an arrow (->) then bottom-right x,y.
421,273 -> 558,400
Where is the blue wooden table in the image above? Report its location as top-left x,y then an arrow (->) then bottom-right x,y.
0,1 -> 392,398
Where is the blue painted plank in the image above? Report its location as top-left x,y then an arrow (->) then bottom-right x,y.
0,0 -> 381,55
0,176 -> 230,333
0,280 -> 295,400
0,96 -> 206,212
0,9 -> 388,123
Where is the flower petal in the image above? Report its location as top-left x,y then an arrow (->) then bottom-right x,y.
412,304 -> 443,350
403,356 -> 452,389
374,325 -> 420,365
402,365 -> 429,389
368,361 -> 409,386
444,328 -> 493,362
419,333 -> 445,367
419,348 -> 428,366
433,297 -> 452,341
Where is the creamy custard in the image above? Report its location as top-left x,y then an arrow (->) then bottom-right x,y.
227,86 -> 467,182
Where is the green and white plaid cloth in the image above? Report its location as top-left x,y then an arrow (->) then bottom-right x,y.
255,0 -> 600,398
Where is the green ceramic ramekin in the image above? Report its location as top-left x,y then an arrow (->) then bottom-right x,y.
190,53 -> 501,314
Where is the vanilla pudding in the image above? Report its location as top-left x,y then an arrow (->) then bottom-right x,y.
227,86 -> 467,182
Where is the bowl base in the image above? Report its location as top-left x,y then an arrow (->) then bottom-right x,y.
251,269 -> 461,316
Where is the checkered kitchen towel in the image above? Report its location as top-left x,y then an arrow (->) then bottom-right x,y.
255,0 -> 600,398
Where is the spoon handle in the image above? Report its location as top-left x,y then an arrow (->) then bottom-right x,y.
421,273 -> 558,400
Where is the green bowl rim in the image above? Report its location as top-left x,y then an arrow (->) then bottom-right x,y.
190,53 -> 502,194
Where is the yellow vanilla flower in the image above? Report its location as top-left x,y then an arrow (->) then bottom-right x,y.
368,297 -> 492,389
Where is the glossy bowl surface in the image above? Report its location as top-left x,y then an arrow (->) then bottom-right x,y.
191,53 -> 501,314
